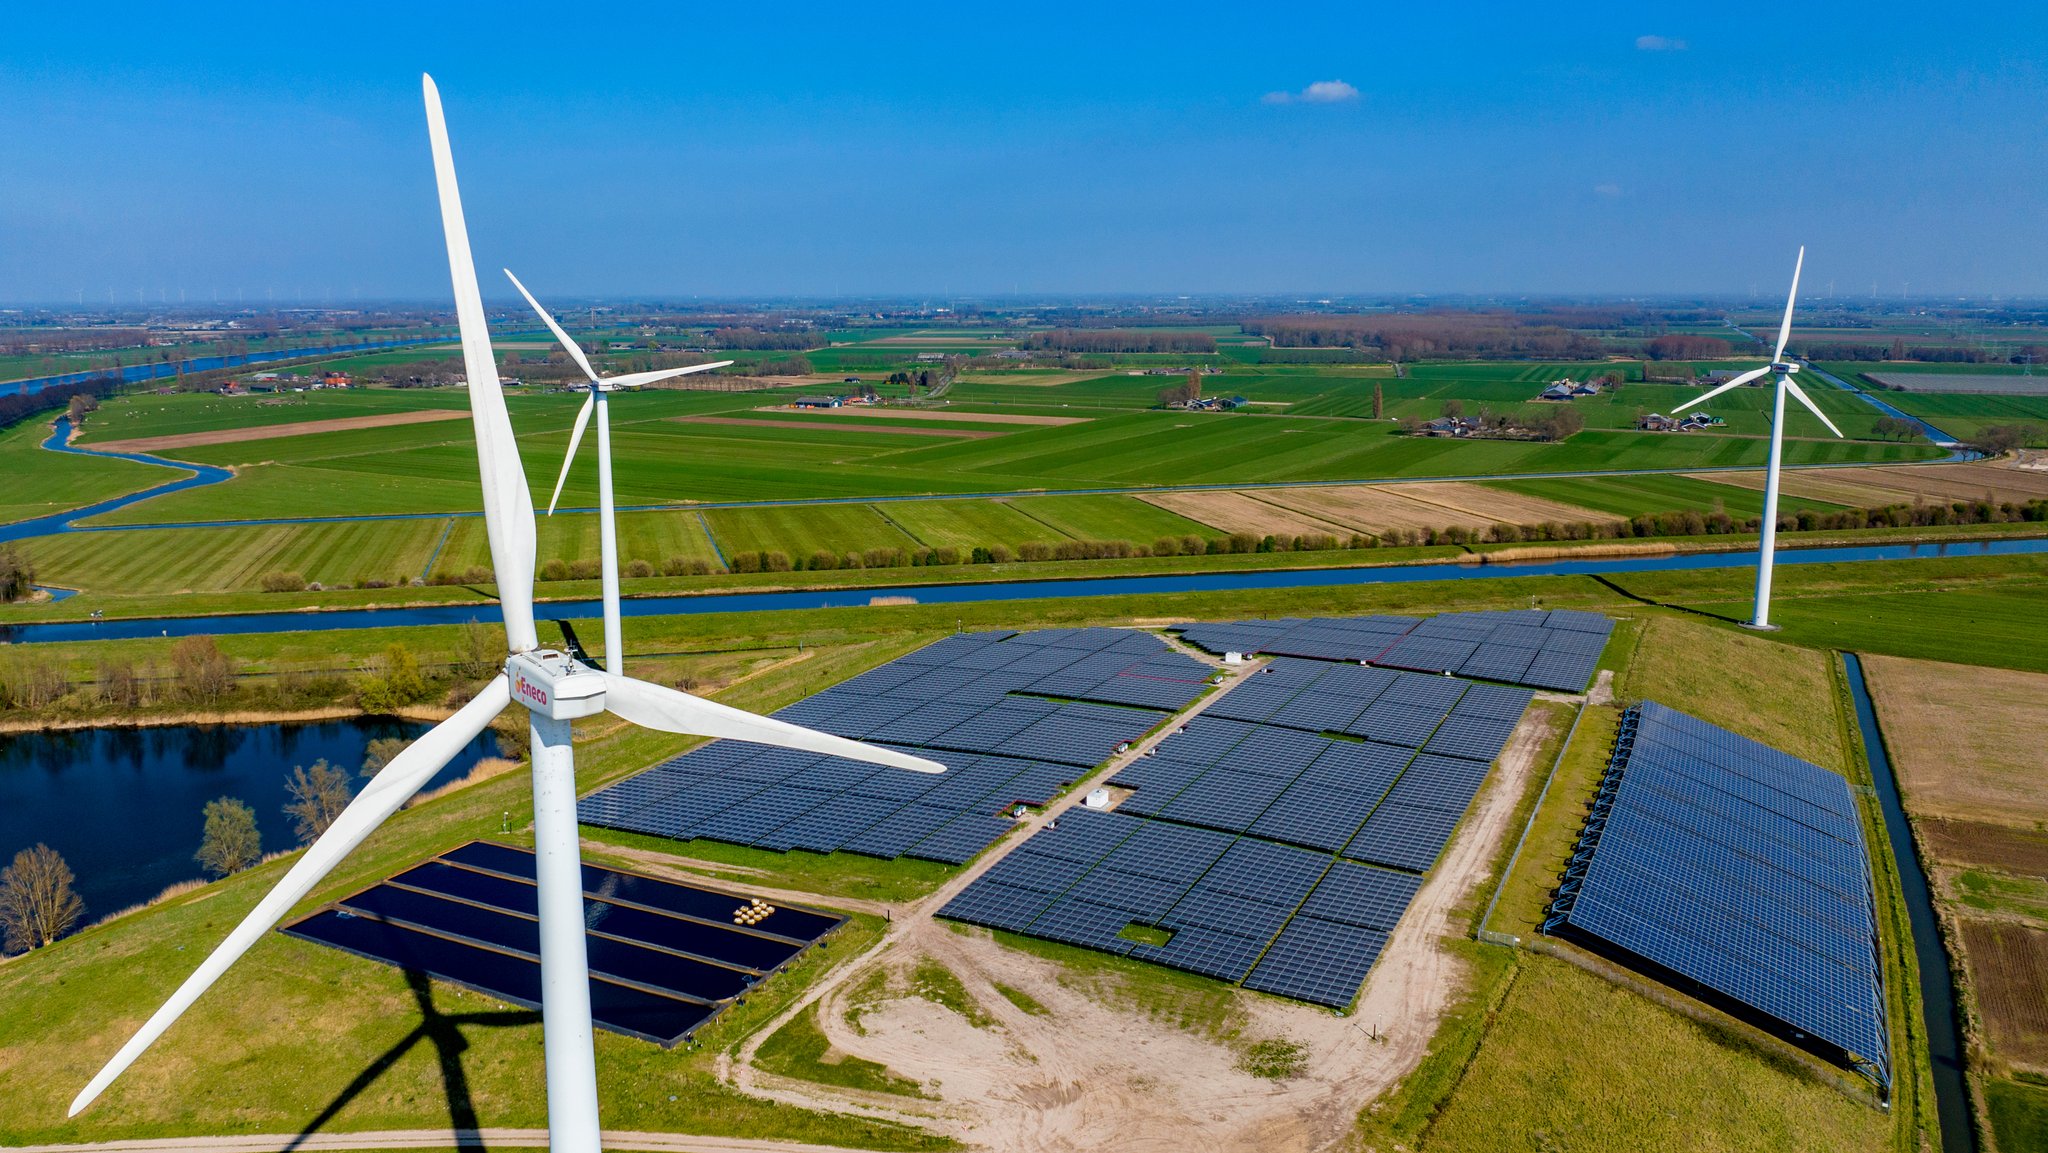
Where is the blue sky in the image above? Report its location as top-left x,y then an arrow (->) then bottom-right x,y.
3,2 -> 2044,302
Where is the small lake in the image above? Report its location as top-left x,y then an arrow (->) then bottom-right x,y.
0,717 -> 501,931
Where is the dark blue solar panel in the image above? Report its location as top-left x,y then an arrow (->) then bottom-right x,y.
1242,918 -> 1389,1008
1549,702 -> 1888,1084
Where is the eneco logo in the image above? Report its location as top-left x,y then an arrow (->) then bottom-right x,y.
515,672 -> 549,708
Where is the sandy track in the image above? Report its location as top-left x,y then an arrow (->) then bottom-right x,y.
723,665 -> 1555,1152
672,416 -> 1003,439
89,410 -> 470,453
752,407 -> 1088,427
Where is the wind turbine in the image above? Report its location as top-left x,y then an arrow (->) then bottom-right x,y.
504,270 -> 731,674
66,75 -> 944,1153
1673,246 -> 1842,629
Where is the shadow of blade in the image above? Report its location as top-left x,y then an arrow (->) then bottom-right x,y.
285,966 -> 542,1151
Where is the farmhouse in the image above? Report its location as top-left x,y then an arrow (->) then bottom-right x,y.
1422,415 -> 1478,437
793,395 -> 843,409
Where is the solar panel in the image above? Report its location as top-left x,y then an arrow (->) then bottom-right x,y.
1242,918 -> 1389,1008
284,842 -> 839,1047
1544,703 -> 1889,1088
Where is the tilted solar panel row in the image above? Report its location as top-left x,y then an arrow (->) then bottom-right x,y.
1544,702 -> 1889,1088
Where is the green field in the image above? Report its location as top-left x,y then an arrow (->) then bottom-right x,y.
1005,494 -> 1216,541
51,379 -> 1946,530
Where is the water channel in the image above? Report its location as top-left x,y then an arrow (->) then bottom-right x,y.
1842,653 -> 1974,1153
0,717 -> 501,931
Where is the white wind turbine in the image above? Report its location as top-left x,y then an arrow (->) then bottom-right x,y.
1674,246 -> 1843,629
504,271 -> 731,675
66,74 -> 943,1153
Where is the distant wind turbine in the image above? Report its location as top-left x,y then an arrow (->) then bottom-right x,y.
1672,246 -> 1842,629
65,74 -> 940,1153
505,270 -> 731,673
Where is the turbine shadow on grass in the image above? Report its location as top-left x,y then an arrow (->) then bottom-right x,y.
285,967 -> 540,1151
1587,574 -> 1749,626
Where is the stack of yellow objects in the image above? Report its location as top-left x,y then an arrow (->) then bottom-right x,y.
731,897 -> 777,927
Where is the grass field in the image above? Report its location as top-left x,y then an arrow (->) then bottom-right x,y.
1413,955 -> 1891,1152
1005,494 -> 1218,541
878,500 -> 1067,550
1622,616 -> 1846,769
702,504 -> 919,561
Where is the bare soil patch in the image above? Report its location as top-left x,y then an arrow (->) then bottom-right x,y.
91,409 -> 469,453
1700,460 -> 2048,507
1920,818 -> 2048,875
754,406 -> 1088,427
1266,483 -> 1605,537
672,416 -> 1003,439
1861,654 -> 2048,824
723,670 -> 1555,1152
1139,490 -> 1353,537
1959,919 -> 2048,1072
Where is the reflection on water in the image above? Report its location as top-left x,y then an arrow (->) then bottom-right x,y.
0,717 -> 500,933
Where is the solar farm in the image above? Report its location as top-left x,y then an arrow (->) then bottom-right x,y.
284,841 -> 842,1046
565,613 -> 1587,1013
1543,702 -> 1889,1088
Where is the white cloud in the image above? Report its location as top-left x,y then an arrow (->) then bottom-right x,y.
1263,79 -> 1360,106
1593,182 -> 1624,198
1635,34 -> 1687,51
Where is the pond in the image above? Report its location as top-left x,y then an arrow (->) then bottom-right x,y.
0,716 -> 502,935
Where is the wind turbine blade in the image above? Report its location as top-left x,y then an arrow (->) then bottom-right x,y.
604,361 -> 735,389
1672,365 -> 1772,413
1782,376 -> 1844,438
600,672 -> 946,775
424,75 -> 537,653
1773,246 -> 1805,364
504,268 -> 601,385
547,391 -> 595,516
69,675 -> 513,1117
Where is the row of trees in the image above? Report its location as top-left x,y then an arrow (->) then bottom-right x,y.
1246,314 -> 1605,361
1023,329 -> 1218,354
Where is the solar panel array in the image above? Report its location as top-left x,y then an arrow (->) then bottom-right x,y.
579,629 -> 1215,865
1174,609 -> 1614,692
284,841 -> 841,1046
942,660 -> 1533,1008
941,808 -> 1424,1007
1543,702 -> 1888,1087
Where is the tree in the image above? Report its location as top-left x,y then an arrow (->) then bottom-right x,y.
357,644 -> 430,713
66,393 -> 98,425
1372,382 -> 1384,419
170,635 -> 235,706
283,759 -> 354,844
0,548 -> 35,603
1973,424 -> 2040,456
453,617 -> 498,680
196,796 -> 262,878
1889,337 -> 1907,360
362,736 -> 410,778
0,843 -> 85,952
1441,399 -> 1464,419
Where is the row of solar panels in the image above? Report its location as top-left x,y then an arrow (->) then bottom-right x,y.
285,842 -> 841,1047
939,809 -> 1426,1008
1544,703 -> 1888,1087
1174,609 -> 1613,692
580,628 -> 1210,864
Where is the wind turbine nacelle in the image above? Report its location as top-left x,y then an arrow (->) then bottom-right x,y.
1771,362 -> 1799,374
508,650 -> 607,720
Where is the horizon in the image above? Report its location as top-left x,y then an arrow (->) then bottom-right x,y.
4,2 -> 2046,302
